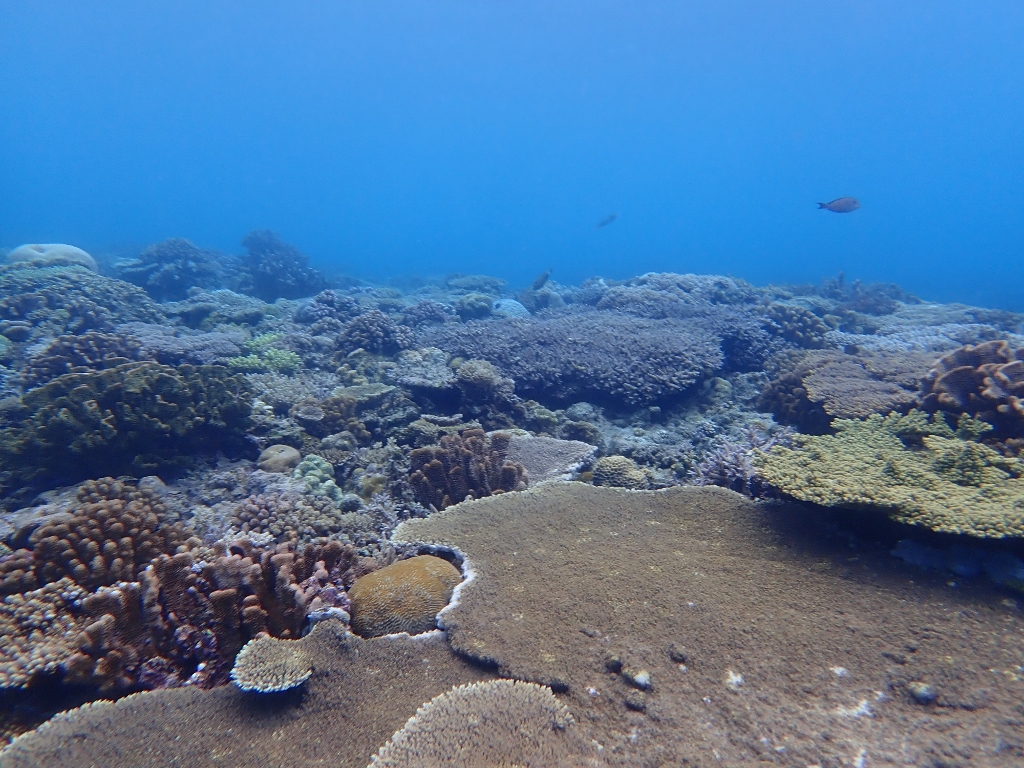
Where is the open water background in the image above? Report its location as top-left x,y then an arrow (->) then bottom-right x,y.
2,2 -> 1022,308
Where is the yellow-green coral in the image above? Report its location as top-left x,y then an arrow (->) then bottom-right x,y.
755,411 -> 1024,538
227,337 -> 301,373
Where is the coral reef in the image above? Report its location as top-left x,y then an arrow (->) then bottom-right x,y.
240,230 -> 328,301
369,680 -> 597,767
230,633 -> 313,693
115,239 -> 233,301
118,323 -> 245,366
348,555 -> 461,638
919,339 -> 1024,438
755,411 -> 1024,537
408,429 -> 527,510
422,309 -> 723,407
394,483 -> 1024,765
0,363 -> 253,490
503,433 -> 596,483
0,264 -> 164,343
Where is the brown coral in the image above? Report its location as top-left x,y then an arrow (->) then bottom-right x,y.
0,479 -> 191,595
408,429 -> 527,510
920,340 -> 1024,438
348,555 -> 461,638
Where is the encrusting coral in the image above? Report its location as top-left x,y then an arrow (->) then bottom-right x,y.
368,680 -> 599,768
348,555 -> 461,638
755,410 -> 1024,537
408,429 -> 527,510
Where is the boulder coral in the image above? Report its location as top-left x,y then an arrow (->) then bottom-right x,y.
348,555 -> 461,638
755,410 -> 1024,537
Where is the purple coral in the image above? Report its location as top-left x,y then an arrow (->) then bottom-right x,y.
689,426 -> 793,497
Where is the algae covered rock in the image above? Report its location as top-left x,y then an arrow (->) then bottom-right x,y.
755,410 -> 1024,537
349,555 -> 461,638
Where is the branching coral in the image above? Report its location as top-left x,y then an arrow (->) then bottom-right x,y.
240,230 -> 328,301
0,363 -> 253,490
115,238 -> 233,301
408,429 -> 527,510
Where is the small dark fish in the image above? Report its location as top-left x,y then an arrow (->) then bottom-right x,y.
531,269 -> 552,291
596,213 -> 618,228
817,197 -> 860,213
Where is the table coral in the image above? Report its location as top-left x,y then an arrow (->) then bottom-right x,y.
755,411 -> 1024,537
369,680 -> 598,767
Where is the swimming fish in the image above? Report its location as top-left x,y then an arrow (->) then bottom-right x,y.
596,213 -> 618,228
817,197 -> 860,213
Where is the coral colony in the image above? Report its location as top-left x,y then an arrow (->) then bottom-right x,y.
0,235 -> 1022,765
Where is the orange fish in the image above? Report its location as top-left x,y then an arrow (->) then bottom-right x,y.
817,197 -> 860,213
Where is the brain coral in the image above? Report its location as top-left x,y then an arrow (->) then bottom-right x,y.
0,362 -> 252,490
348,555 -> 461,638
369,680 -> 599,768
755,410 -> 1024,537
591,455 -> 650,489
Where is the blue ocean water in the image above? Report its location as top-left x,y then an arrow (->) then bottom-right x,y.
2,2 -> 1023,308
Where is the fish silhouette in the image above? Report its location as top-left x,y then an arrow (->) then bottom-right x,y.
817,197 -> 860,213
596,213 -> 618,228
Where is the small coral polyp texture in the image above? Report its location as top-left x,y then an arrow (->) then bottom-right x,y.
348,555 -> 461,638
755,410 -> 1024,537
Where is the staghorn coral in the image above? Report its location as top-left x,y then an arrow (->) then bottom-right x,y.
0,264 -> 164,343
408,429 -> 527,510
762,303 -> 833,348
240,229 -> 328,301
369,680 -> 598,768
0,478 -> 191,594
421,309 -> 723,407
348,555 -> 461,638
689,426 -> 792,496
920,339 -> 1024,438
0,362 -> 253,490
755,411 -> 1024,537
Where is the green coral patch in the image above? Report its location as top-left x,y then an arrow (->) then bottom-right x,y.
755,411 -> 1024,538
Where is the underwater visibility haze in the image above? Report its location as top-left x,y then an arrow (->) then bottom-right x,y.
1,3 -> 1024,768
2,2 -> 1024,307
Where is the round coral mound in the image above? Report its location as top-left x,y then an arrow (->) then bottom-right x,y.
348,555 -> 461,638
